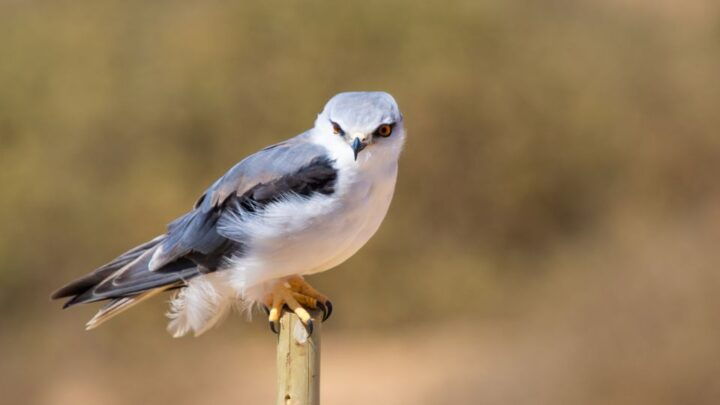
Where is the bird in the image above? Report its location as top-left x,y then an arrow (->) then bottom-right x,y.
52,91 -> 405,337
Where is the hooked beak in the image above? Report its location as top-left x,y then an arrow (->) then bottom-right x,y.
351,137 -> 367,161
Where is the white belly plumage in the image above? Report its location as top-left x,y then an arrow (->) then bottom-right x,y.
219,161 -> 398,302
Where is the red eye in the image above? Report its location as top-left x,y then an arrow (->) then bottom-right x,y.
375,124 -> 393,137
331,121 -> 344,135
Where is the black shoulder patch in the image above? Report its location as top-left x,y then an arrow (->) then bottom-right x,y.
233,156 -> 337,212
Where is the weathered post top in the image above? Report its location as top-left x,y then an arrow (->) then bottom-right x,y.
276,309 -> 322,405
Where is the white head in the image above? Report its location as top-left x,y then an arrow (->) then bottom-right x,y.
314,92 -> 405,164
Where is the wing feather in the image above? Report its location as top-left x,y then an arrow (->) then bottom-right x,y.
148,133 -> 330,271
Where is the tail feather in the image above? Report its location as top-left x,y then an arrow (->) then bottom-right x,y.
85,286 -> 176,330
67,252 -> 199,307
52,235 -> 166,300
52,234 -> 203,331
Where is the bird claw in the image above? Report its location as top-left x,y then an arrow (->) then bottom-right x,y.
269,320 -> 279,334
268,312 -> 314,336
264,277 -> 332,335
316,300 -> 333,322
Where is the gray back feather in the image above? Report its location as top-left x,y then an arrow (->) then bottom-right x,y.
149,132 -> 329,271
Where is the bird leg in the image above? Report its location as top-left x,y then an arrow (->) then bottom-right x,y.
264,276 -> 333,335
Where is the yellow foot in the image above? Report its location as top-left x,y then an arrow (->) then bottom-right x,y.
264,276 -> 333,335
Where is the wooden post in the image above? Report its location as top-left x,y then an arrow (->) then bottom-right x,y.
276,309 -> 322,405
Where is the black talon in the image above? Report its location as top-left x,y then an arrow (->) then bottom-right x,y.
317,302 -> 328,321
305,319 -> 314,336
269,321 -> 279,334
323,301 -> 333,321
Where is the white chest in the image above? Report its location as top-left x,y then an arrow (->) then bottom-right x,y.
311,161 -> 398,271
232,160 -> 397,284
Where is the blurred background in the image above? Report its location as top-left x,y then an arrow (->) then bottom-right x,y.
2,0 -> 720,403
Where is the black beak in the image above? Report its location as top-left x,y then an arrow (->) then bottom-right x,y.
351,137 -> 367,161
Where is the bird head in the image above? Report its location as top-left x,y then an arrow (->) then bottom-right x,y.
314,92 -> 405,162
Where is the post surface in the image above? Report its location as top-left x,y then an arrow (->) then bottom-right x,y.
276,309 -> 321,405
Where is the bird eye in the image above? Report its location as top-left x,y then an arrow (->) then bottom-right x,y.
331,121 -> 344,135
374,124 -> 394,137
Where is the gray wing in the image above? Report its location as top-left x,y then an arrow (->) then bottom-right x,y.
148,132 -> 336,271
53,132 -> 337,307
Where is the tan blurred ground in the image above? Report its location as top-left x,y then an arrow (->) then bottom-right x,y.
1,0 -> 720,404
